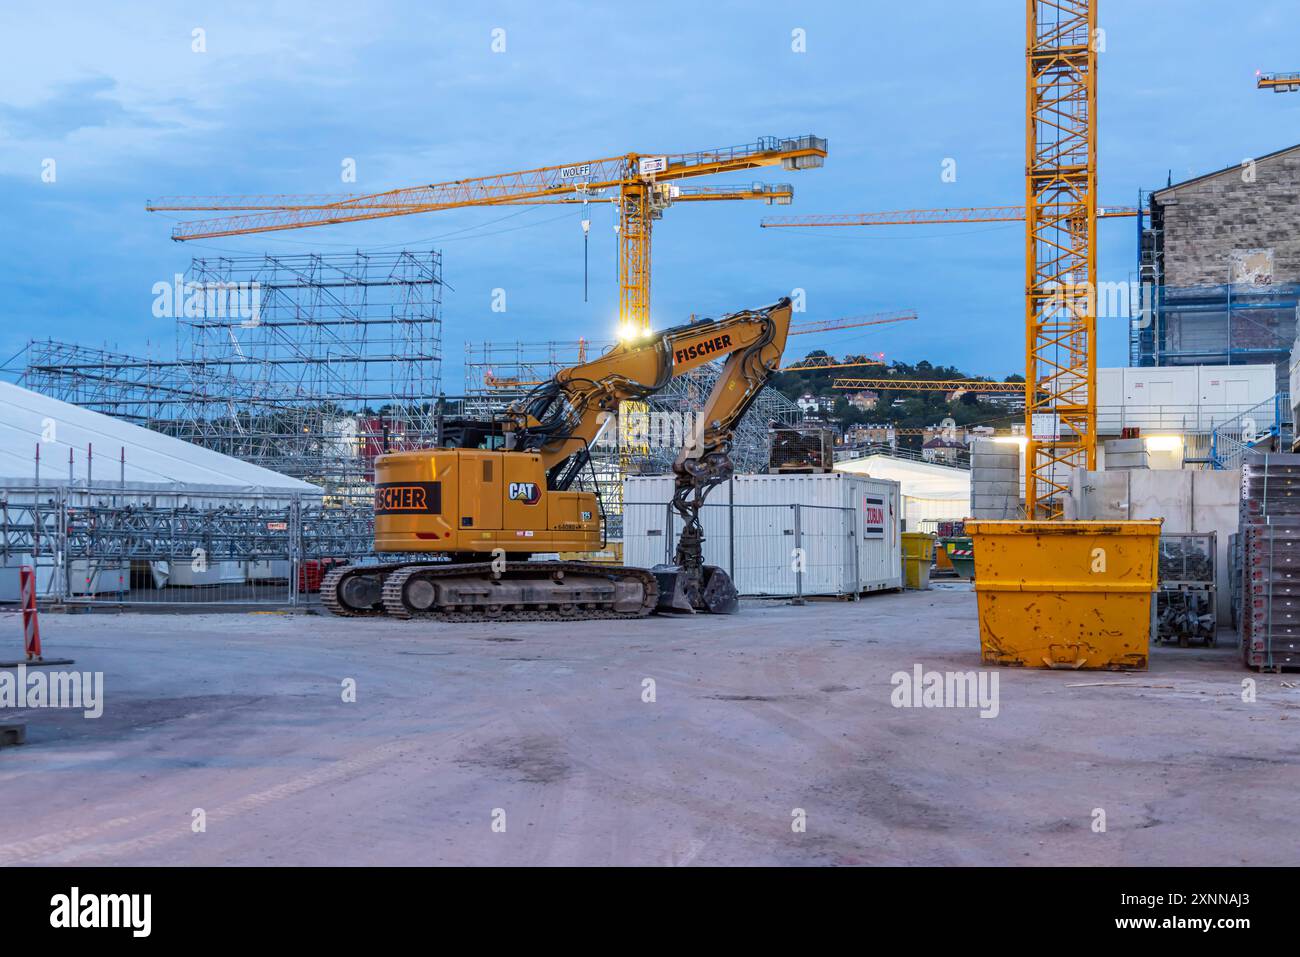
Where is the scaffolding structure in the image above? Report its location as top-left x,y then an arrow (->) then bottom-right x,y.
462,338 -> 603,416
23,251 -> 443,499
1129,283 -> 1300,387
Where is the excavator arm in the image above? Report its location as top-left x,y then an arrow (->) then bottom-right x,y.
504,298 -> 793,611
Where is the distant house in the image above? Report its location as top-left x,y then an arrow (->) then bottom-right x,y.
922,436 -> 967,465
845,390 -> 879,412
843,423 -> 897,448
981,392 -> 1026,411
796,392 -> 836,418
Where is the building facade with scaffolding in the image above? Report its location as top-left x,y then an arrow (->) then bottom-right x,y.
1132,143 -> 1300,390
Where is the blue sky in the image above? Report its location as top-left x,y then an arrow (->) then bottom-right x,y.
1,0 -> 1297,390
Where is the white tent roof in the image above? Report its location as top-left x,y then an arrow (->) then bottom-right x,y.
0,381 -> 320,494
836,453 -> 970,502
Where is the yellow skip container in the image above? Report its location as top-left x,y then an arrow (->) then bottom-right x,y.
901,532 -> 935,590
965,520 -> 1161,671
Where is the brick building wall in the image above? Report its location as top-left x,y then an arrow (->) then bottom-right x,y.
1154,145 -> 1300,287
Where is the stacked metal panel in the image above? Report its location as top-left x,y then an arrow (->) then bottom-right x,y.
1240,454 -> 1300,670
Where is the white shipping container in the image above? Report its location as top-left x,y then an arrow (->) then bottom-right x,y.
1197,366 -> 1270,409
1096,364 -> 1274,435
622,472 -> 902,598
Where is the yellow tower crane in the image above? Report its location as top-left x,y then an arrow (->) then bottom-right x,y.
1024,0 -> 1097,518
761,204 -> 1134,228
146,136 -> 827,333
759,5 -> 1098,517
831,377 -> 1023,393
1257,71 -> 1300,92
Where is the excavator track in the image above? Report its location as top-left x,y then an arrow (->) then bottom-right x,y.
378,561 -> 659,622
319,562 -> 412,617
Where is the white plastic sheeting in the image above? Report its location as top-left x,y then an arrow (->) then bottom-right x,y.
0,381 -> 319,494
836,453 -> 970,529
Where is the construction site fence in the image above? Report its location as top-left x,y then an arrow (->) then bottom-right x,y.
622,501 -> 867,600
0,485 -> 379,608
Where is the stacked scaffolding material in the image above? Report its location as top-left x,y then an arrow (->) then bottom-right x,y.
23,251 -> 443,500
0,484 -> 377,605
768,426 -> 834,473
640,363 -> 802,474
1240,454 -> 1300,670
1156,532 -> 1217,646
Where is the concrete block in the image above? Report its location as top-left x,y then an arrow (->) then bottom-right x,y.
0,723 -> 25,747
972,450 -> 1018,463
972,467 -> 1019,483
973,478 -> 1018,491
1106,453 -> 1149,469
972,493 -> 1020,510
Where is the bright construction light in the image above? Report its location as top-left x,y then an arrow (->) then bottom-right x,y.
1143,435 -> 1182,452
992,436 -> 1028,447
617,322 -> 654,343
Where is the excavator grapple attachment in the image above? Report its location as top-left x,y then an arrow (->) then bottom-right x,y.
651,564 -> 739,615
700,565 -> 739,614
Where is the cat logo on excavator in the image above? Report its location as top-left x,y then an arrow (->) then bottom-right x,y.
508,481 -> 541,505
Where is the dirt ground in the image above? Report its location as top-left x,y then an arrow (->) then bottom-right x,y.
1,585 -> 1296,866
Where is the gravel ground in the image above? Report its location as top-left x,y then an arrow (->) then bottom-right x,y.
0,586 -> 1295,866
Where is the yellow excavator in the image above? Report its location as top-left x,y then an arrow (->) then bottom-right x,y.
320,297 -> 792,622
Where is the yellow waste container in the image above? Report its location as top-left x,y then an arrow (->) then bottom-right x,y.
901,532 -> 935,590
966,520 -> 1161,671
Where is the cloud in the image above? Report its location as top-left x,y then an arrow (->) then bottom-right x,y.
0,76 -> 173,140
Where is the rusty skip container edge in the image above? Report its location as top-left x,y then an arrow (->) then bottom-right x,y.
966,519 -> 1162,671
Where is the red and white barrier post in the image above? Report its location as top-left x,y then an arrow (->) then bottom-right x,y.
20,565 -> 41,662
